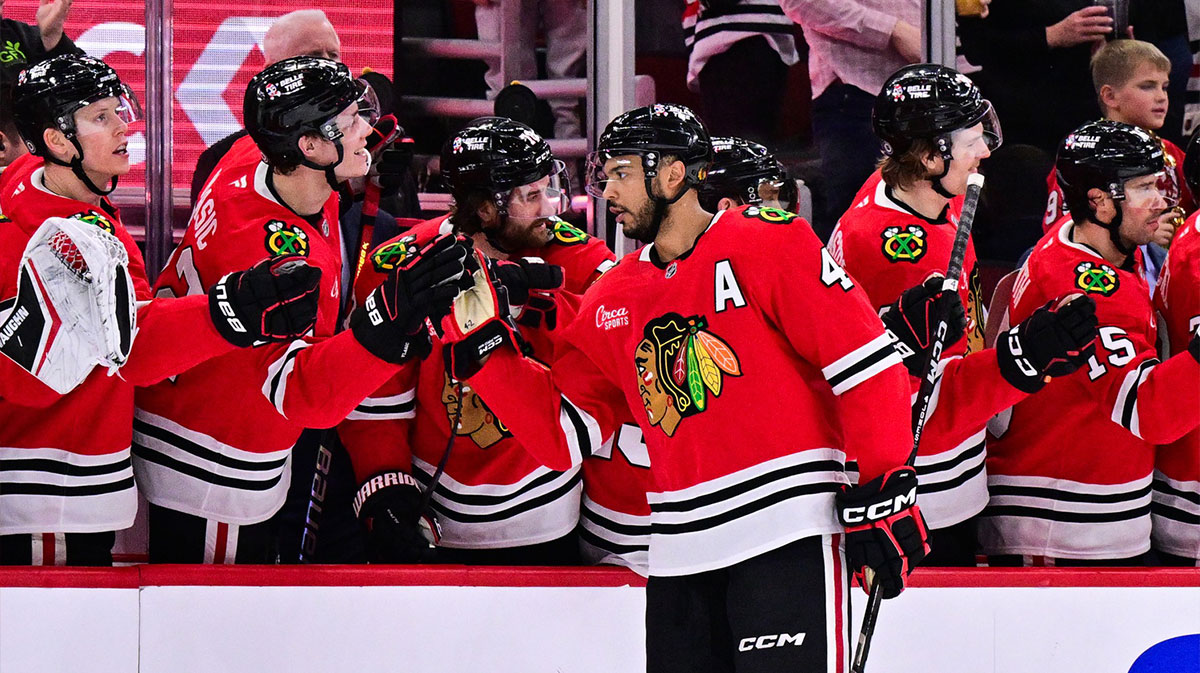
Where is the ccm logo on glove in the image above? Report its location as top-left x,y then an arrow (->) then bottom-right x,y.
839,486 -> 917,524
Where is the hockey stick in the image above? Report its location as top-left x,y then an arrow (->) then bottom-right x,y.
850,172 -> 986,673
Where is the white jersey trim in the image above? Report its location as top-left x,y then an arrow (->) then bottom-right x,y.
822,332 -> 903,395
262,340 -> 310,420
1112,360 -> 1157,440
1151,469 -> 1200,559
0,445 -> 136,535
579,494 -> 651,575
346,389 -> 417,421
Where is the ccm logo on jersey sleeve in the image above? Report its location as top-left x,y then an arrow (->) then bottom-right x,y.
738,633 -> 806,651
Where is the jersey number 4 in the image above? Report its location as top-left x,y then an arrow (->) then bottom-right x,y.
820,248 -> 854,291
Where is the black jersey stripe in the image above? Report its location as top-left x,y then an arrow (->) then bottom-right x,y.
560,397 -> 594,457
429,471 -> 582,524
266,342 -> 306,412
1151,500 -> 1200,524
982,503 -> 1150,524
988,482 -> 1152,505
0,455 -> 132,477
132,444 -> 286,491
351,399 -> 416,416
0,475 -> 136,497
916,457 -> 986,495
650,459 -> 845,513
825,341 -> 897,390
915,438 -> 985,476
413,465 -> 572,507
1153,478 -> 1200,506
134,419 -> 288,472
581,505 -> 653,538
1117,360 -> 1156,434
689,21 -> 795,44
578,526 -> 650,555
651,482 -> 842,535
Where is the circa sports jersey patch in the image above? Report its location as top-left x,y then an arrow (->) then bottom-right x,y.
264,220 -> 310,257
371,236 -> 417,272
743,206 -> 797,224
70,211 -> 116,235
634,312 -> 741,437
1075,261 -> 1119,296
442,372 -> 510,449
549,218 -> 589,245
881,225 -> 926,263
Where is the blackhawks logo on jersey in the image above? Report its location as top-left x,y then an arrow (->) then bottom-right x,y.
743,206 -> 797,225
881,225 -> 926,263
634,312 -> 741,437
371,236 -> 417,272
549,217 -> 589,246
264,220 -> 309,257
442,372 -> 511,449
70,211 -> 115,235
1075,261 -> 1119,296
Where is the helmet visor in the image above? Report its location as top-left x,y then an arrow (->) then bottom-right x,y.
355,80 -> 381,126
757,177 -> 798,213
507,159 -> 571,219
585,151 -> 643,199
1121,171 -> 1177,209
73,84 -> 143,137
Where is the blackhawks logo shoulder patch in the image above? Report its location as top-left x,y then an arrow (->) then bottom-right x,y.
1074,260 -> 1119,296
70,211 -> 116,235
264,220 -> 309,257
881,224 -> 926,263
371,236 -> 418,272
743,205 -> 798,225
549,218 -> 589,246
634,312 -> 742,437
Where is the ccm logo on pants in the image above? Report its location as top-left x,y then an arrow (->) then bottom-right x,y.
738,633 -> 806,651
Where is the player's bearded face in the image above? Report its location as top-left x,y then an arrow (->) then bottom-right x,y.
497,175 -> 559,249
601,156 -> 658,243
73,97 -> 135,180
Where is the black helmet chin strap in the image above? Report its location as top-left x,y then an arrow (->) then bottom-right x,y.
45,138 -> 117,196
929,135 -> 956,199
645,174 -> 691,241
1095,207 -> 1135,258
301,142 -> 344,190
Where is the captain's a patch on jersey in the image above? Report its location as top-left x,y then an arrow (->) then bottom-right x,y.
371,236 -> 417,272
1075,261 -> 1119,296
70,211 -> 116,235
264,220 -> 309,257
743,206 -> 797,225
881,225 -> 926,263
549,218 -> 589,246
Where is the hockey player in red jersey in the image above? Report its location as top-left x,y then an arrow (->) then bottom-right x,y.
0,55 -> 321,565
830,64 -> 1099,566
338,117 -> 628,565
1151,132 -> 1200,565
133,57 -> 472,564
984,120 -> 1200,566
440,104 -> 928,672
696,136 -> 798,214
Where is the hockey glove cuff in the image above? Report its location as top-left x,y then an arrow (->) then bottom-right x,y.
996,295 -> 1098,393
209,255 -> 322,348
881,275 -> 967,377
353,471 -> 440,563
440,249 -> 524,380
837,467 -> 931,600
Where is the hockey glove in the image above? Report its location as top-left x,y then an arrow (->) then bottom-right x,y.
353,472 -> 440,563
880,275 -> 967,377
837,467 -> 931,599
440,249 -> 525,380
350,234 -> 473,364
516,293 -> 558,331
1189,328 -> 1199,364
996,295 -> 1098,393
209,255 -> 322,348
490,257 -> 565,308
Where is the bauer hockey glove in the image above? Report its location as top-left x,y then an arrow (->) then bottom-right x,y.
880,275 -> 967,377
996,295 -> 1098,393
440,249 -> 528,380
209,255 -> 322,348
353,472 -> 440,563
350,234 -> 473,364
836,467 -> 931,599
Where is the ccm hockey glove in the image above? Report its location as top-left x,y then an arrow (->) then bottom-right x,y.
996,295 -> 1098,393
353,472 -> 440,563
209,255 -> 322,347
880,275 -> 967,377
351,234 -> 472,364
440,249 -> 527,380
836,467 -> 931,599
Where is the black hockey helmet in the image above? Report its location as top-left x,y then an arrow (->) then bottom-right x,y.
1184,129 -> 1199,197
12,54 -> 143,195
585,103 -> 712,200
697,136 -> 795,212
244,56 -> 375,174
872,64 -> 1001,158
440,116 -> 564,206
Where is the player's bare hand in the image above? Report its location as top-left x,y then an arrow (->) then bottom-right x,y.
1046,7 -> 1112,49
890,20 -> 922,64
37,0 -> 73,51
1152,211 -> 1178,248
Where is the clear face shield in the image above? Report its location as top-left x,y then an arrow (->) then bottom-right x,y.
585,152 -> 641,199
71,84 -> 143,138
321,84 -> 380,143
505,159 -> 571,223
1119,171 -> 1176,210
755,175 -> 798,212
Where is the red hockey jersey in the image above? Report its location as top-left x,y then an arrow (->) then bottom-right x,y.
338,216 -> 626,550
134,153 -> 403,525
829,176 -> 1026,529
983,220 -> 1200,559
1151,212 -> 1200,559
0,164 -> 234,535
467,205 -> 912,576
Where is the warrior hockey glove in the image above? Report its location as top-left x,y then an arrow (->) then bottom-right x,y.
353,472 -> 440,563
209,255 -> 322,348
996,295 -> 1098,393
440,249 -> 527,380
880,275 -> 967,377
837,467 -> 931,599
350,234 -> 473,364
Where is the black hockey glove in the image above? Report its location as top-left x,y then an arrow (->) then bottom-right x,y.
440,249 -> 527,380
837,467 -> 931,600
490,257 -> 565,308
353,472 -> 440,563
350,234 -> 473,364
880,275 -> 967,377
996,295 -> 1098,393
515,293 -> 558,331
1189,328 -> 1199,363
208,255 -> 322,348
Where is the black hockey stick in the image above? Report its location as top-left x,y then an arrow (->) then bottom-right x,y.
850,172 -> 986,673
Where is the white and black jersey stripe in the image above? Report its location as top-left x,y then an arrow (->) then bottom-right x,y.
559,394 -> 600,468
0,446 -> 136,535
261,340 -> 309,419
345,389 -> 416,421
132,410 -> 292,524
1151,469 -> 1200,559
578,495 -> 651,575
821,333 -> 903,395
911,430 -> 988,528
682,0 -> 799,90
646,449 -> 848,576
979,474 -> 1153,559
412,455 -> 582,549
1112,359 -> 1158,439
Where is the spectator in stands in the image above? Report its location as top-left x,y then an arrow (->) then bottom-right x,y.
1128,0 -> 1192,146
779,0 -> 923,241
682,0 -> 799,147
472,0 -> 586,140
